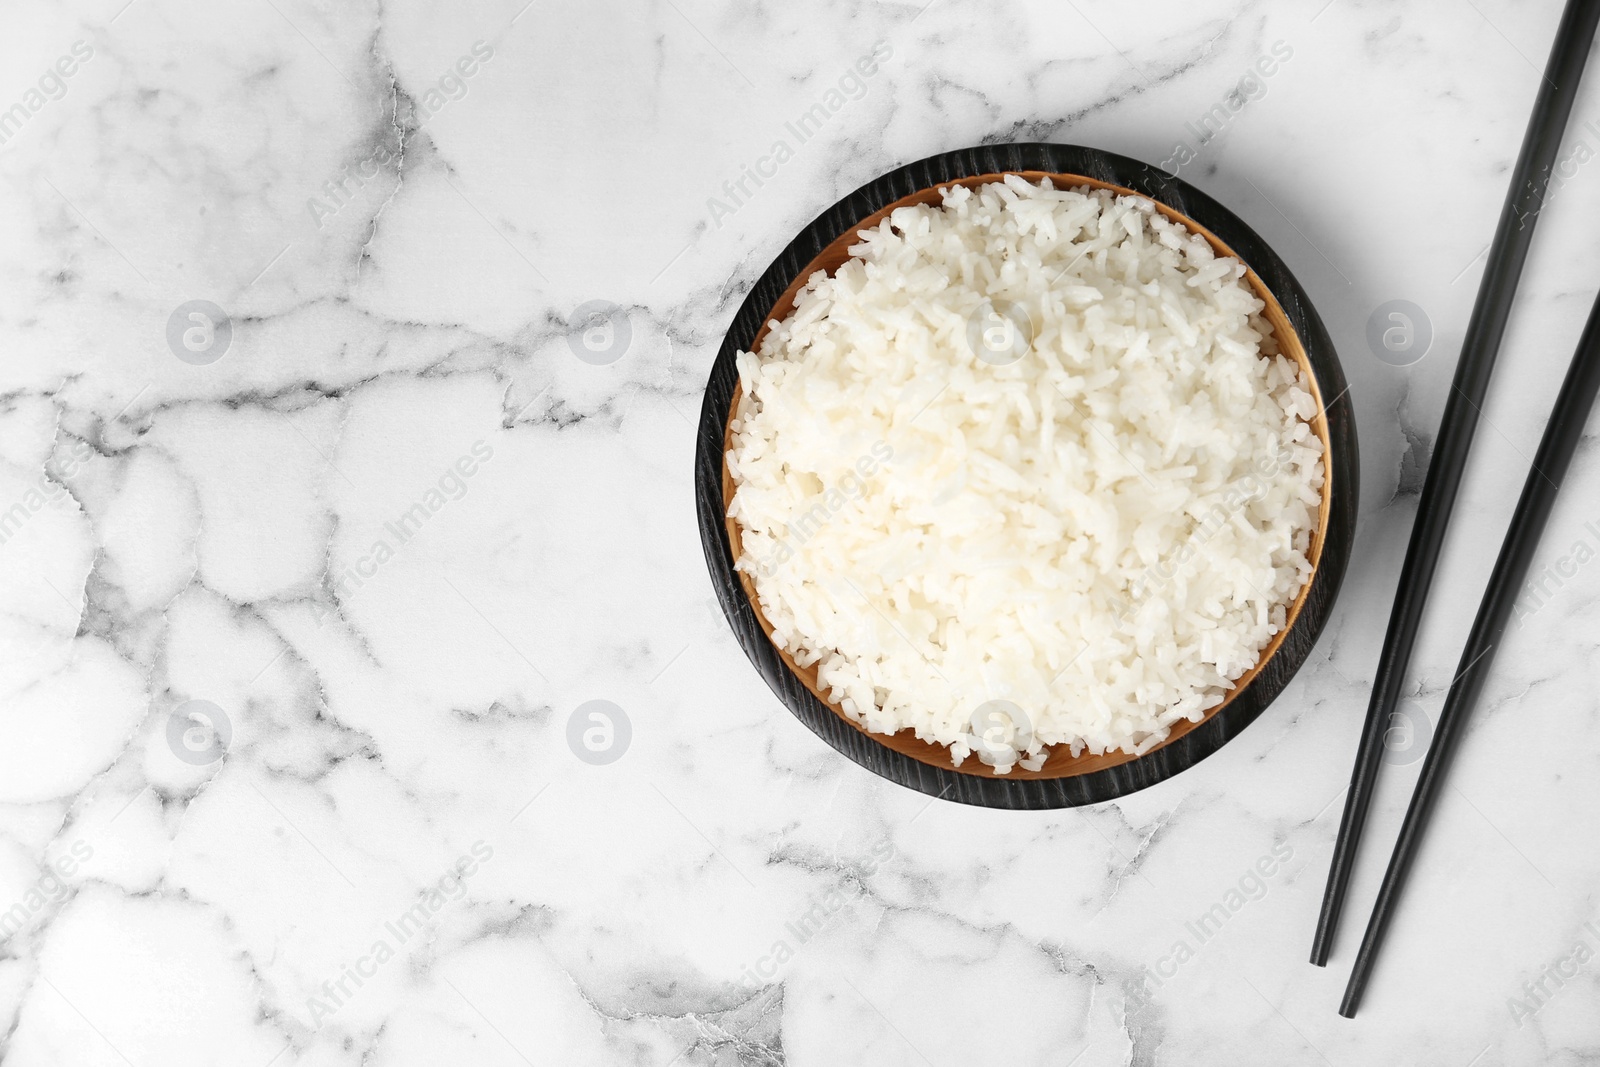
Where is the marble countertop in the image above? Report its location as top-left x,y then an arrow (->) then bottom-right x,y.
3,0 -> 1599,1063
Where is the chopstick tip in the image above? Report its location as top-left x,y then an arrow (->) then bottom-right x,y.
1338,978 -> 1363,1018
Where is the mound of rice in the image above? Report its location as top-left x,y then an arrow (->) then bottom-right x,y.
726,175 -> 1324,773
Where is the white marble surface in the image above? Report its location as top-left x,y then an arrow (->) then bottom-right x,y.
2,0 -> 1599,1062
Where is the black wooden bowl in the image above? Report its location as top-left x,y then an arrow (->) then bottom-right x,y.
695,144 -> 1358,809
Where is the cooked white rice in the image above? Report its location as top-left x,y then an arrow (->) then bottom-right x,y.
727,176 -> 1324,773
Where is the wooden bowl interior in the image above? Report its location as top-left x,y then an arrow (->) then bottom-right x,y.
721,171 -> 1334,780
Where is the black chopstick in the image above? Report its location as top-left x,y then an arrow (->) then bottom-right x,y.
1340,284 -> 1600,1017
1311,0 -> 1600,969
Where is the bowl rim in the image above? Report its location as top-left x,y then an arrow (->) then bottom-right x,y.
694,143 -> 1359,809
721,169 -> 1334,781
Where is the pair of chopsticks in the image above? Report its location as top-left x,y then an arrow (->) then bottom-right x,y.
1312,0 -> 1600,1017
